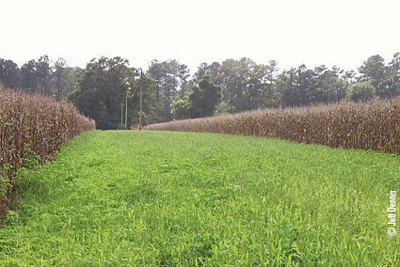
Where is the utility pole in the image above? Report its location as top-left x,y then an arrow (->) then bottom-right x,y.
139,69 -> 143,130
125,91 -> 128,129
121,104 -> 123,126
123,76 -> 130,129
164,82 -> 167,122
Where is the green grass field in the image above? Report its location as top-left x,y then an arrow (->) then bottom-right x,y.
0,130 -> 399,266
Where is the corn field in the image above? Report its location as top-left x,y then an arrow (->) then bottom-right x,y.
0,85 -> 95,215
145,98 -> 400,154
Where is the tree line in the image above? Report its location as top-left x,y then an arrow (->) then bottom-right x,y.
0,56 -> 83,101
1,53 -> 399,129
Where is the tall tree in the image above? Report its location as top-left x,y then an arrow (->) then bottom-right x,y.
313,65 -> 348,103
148,60 -> 190,122
194,58 -> 278,112
35,55 -> 51,95
219,58 -> 248,111
21,60 -> 38,93
261,60 -> 279,108
0,58 -> 21,88
129,71 -> 157,126
69,57 -> 137,129
63,67 -> 83,98
346,82 -> 376,102
358,54 -> 390,99
54,58 -> 67,101
178,63 -> 190,98
189,76 -> 222,118
387,52 -> 400,98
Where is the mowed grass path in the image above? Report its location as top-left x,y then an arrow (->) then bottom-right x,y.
0,130 -> 399,266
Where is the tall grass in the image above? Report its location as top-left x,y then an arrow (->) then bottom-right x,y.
1,131 -> 399,265
145,98 -> 400,154
0,85 -> 95,215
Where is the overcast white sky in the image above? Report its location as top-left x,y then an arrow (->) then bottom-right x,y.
1,0 -> 399,73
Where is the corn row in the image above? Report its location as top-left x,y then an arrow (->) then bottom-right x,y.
0,86 -> 95,214
145,99 -> 400,154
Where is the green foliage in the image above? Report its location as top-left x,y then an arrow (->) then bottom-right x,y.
171,97 -> 191,120
189,76 -> 222,118
0,58 -> 21,88
69,57 -> 137,129
0,56 -> 82,99
136,74 -> 158,126
214,101 -> 232,115
0,130 -> 399,265
387,53 -> 400,98
358,55 -> 388,98
2,52 -> 400,121
116,123 -> 126,130
148,60 -> 190,122
35,55 -> 51,95
194,58 -> 278,112
275,65 -> 349,107
346,82 -> 376,102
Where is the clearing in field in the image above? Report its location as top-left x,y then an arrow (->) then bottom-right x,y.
0,130 -> 399,265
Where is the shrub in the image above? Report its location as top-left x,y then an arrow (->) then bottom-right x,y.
346,82 -> 376,102
171,98 -> 191,120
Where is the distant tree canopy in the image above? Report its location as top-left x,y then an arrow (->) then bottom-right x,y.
347,82 -> 376,103
1,52 -> 400,128
69,57 -> 133,129
170,76 -> 222,120
68,57 -> 156,130
0,55 -> 81,99
147,59 -> 190,122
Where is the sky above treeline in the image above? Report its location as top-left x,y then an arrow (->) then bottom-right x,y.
1,0 -> 399,73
